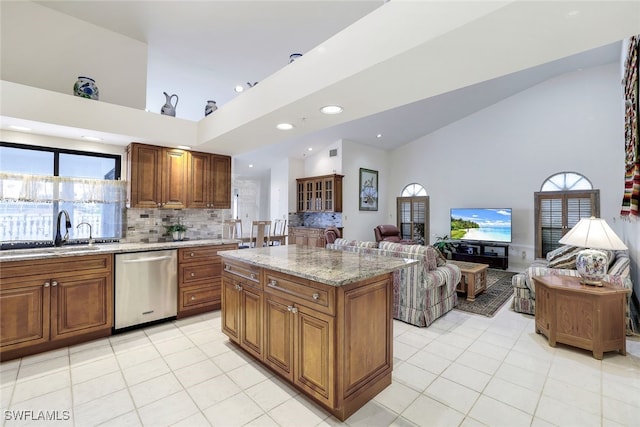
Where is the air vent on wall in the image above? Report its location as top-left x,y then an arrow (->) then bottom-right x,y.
329,149 -> 338,157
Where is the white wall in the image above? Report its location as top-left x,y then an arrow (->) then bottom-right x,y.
389,63 -> 627,271
341,140 -> 390,241
303,140 -> 343,177
270,157 -> 292,221
0,1 -> 147,110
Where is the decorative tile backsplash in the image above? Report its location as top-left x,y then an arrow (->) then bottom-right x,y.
124,208 -> 233,243
288,212 -> 342,228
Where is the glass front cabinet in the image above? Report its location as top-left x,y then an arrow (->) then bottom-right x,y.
296,174 -> 343,212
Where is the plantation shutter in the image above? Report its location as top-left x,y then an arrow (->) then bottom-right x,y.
396,196 -> 429,245
534,190 -> 599,258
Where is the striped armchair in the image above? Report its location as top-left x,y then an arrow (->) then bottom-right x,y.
327,239 -> 461,327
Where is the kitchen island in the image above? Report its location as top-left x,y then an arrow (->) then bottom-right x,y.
220,245 -> 416,421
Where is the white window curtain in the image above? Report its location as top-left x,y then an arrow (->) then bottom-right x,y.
0,173 -> 127,204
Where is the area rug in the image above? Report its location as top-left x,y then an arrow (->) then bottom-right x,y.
454,269 -> 517,317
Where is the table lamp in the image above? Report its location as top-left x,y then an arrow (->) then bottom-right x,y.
558,217 -> 628,286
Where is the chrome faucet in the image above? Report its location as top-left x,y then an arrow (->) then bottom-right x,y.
76,222 -> 94,246
54,210 -> 71,247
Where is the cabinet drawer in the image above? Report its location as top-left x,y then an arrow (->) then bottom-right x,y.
181,285 -> 220,309
1,254 -> 112,281
223,260 -> 261,286
179,263 -> 219,286
178,245 -> 237,263
265,271 -> 334,316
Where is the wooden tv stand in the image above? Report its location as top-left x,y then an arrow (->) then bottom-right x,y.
451,242 -> 509,270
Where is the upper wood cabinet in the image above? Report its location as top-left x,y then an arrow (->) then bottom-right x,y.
127,143 -> 231,209
127,143 -> 187,209
296,174 -> 343,212
187,151 -> 231,209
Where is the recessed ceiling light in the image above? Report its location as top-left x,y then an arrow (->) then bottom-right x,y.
249,164 -> 254,168
234,85 -> 244,93
177,145 -> 191,150
308,147 -> 313,151
81,136 -> 102,142
567,10 -> 580,17
320,105 -> 343,115
8,125 -> 31,132
276,123 -> 294,130
376,134 -> 383,138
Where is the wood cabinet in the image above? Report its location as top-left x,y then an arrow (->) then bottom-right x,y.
221,259 -> 263,360
221,259 -> 393,421
0,254 -> 113,361
127,143 -> 188,209
187,151 -> 232,209
533,275 -> 629,359
128,143 -> 231,209
296,174 -> 343,212
288,227 -> 326,248
178,244 -> 237,318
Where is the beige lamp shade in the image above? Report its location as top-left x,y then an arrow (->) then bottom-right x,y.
558,217 -> 627,250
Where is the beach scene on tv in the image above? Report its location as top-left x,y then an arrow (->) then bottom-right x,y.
450,208 -> 512,242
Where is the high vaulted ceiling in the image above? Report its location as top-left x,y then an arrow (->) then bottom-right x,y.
12,1 -> 640,175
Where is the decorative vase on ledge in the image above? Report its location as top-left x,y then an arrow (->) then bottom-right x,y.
73,76 -> 99,100
161,92 -> 178,117
205,100 -> 217,117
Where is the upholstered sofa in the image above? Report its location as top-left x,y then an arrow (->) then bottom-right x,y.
512,245 -> 635,335
327,238 -> 461,327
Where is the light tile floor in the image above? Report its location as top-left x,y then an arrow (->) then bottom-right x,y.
1,298 -> 639,427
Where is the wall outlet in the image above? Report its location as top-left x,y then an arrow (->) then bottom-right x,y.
521,250 -> 526,259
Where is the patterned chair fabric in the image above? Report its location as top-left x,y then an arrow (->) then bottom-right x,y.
327,240 -> 461,327
512,247 -> 635,335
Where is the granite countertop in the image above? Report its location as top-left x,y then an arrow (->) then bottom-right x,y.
220,245 -> 417,287
0,239 -> 240,262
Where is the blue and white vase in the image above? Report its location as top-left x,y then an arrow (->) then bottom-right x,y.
205,100 -> 217,117
73,76 -> 99,100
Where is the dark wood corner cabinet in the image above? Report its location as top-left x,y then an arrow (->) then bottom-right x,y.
0,254 -> 113,361
127,142 -> 231,209
451,242 -> 509,270
296,174 -> 343,212
177,244 -> 238,318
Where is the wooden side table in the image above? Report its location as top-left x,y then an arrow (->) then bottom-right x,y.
532,275 -> 630,359
450,260 -> 489,302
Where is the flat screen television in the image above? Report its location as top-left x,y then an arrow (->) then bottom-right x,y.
450,208 -> 512,243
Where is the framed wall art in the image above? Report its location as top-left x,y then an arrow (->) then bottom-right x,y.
359,168 -> 378,211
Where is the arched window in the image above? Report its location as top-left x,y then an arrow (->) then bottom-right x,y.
540,172 -> 593,191
401,183 -> 427,197
398,184 -> 429,245
535,172 -> 599,258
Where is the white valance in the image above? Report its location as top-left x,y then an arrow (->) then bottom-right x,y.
0,173 -> 127,204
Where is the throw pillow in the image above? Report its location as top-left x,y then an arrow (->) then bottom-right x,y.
546,245 -> 578,262
547,245 -> 581,269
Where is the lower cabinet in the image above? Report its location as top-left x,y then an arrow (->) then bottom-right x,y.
177,244 -> 237,318
264,293 -> 334,407
0,254 -> 113,360
288,227 -> 326,248
221,259 -> 393,421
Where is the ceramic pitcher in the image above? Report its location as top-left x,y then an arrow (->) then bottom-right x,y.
161,92 -> 178,116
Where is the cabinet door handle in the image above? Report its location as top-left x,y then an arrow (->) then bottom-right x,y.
190,252 -> 195,257
270,279 -> 277,287
225,265 -> 231,271
191,272 -> 196,277
312,293 -> 320,300
291,307 -> 298,314
191,296 -> 196,301
43,281 -> 50,287
250,273 -> 256,279
51,281 -> 58,287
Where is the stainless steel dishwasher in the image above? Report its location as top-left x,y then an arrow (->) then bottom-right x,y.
114,249 -> 177,330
